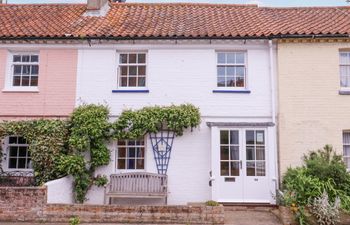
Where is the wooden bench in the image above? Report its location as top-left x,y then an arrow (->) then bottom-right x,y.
104,172 -> 168,204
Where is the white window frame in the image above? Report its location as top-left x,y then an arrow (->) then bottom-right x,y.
115,138 -> 146,172
3,51 -> 39,92
216,51 -> 248,90
116,52 -> 148,90
339,51 -> 350,90
343,131 -> 350,170
4,136 -> 32,171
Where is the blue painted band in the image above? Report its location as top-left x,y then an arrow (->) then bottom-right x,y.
112,90 -> 150,93
212,90 -> 251,93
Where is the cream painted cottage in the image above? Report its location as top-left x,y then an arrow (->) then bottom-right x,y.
0,0 -> 350,206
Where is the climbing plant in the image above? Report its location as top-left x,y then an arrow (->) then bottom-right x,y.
113,104 -> 201,139
0,103 -> 201,203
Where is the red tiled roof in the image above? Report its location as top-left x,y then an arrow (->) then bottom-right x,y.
1,2 -> 350,39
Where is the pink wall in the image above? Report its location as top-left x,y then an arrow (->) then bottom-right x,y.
0,49 -> 77,118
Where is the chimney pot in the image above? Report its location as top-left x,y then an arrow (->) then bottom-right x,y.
87,0 -> 108,10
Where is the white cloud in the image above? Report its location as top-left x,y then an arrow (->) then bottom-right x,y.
247,0 -> 264,6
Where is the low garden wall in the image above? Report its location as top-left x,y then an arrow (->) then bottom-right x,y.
0,187 -> 224,224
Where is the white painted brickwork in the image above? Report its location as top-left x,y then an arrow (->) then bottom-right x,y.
76,41 -> 277,205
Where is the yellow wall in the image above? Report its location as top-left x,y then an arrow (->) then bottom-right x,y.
277,40 -> 350,176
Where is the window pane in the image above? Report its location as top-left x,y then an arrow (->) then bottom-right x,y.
30,76 -> 38,86
21,76 -> 30,86
127,159 -> 135,169
18,158 -> 26,169
127,140 -> 135,145
138,77 -> 146,87
9,158 -> 17,169
230,146 -> 239,160
138,54 -> 146,64
9,147 -> 18,157
217,53 -> 226,64
13,65 -> 22,75
129,66 -> 137,76
117,159 -> 126,169
344,132 -> 350,144
22,55 -> 30,62
27,159 -> 32,169
227,53 -> 235,64
231,162 -> 240,176
120,54 -> 128,64
18,147 -> 28,157
256,146 -> 265,160
246,131 -> 255,144
118,140 -> 126,146
246,161 -> 255,176
217,66 -> 225,76
227,76 -> 235,87
137,148 -> 144,158
128,77 -> 137,87
220,130 -> 229,144
118,148 -> 126,158
236,66 -> 245,76
246,146 -> 255,160
340,52 -> 349,64
22,65 -> 30,75
13,76 -> 21,86
256,131 -> 265,144
128,148 -> 136,157
129,54 -> 137,64
120,66 -> 128,75
31,65 -> 39,75
220,162 -> 229,176
236,77 -> 245,87
344,157 -> 350,170
217,76 -> 225,87
226,66 -> 235,76
230,130 -> 239,145
138,66 -> 146,76
30,55 -> 39,62
9,136 -> 18,144
13,55 -> 21,62
236,53 -> 245,64
256,161 -> 266,176
220,146 -> 229,160
120,77 -> 127,87
136,159 -> 144,169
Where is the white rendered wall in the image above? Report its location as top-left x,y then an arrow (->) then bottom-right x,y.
45,176 -> 74,204
77,42 -> 276,205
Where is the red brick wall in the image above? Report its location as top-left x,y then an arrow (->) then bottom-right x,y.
0,187 -> 224,224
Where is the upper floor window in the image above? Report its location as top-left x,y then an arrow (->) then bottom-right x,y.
343,131 -> 350,170
118,53 -> 146,88
339,52 -> 350,88
11,53 -> 39,87
6,136 -> 32,170
217,52 -> 246,88
116,138 -> 145,170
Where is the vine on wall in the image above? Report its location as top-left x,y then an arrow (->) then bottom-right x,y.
0,103 -> 201,203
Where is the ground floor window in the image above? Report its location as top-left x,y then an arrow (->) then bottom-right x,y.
343,131 -> 350,169
6,136 -> 31,170
117,138 -> 145,170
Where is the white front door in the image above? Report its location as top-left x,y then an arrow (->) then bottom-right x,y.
211,128 -> 270,203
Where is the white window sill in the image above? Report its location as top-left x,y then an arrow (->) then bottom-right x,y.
339,88 -> 350,95
2,87 -> 39,93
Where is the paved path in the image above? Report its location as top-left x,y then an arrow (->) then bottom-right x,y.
225,209 -> 282,225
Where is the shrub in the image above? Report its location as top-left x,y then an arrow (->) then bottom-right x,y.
69,216 -> 80,225
309,191 -> 341,225
205,200 -> 220,206
303,145 -> 350,196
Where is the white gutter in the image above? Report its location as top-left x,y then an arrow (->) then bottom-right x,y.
268,40 -> 279,192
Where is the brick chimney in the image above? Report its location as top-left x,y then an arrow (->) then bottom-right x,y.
85,0 -> 110,16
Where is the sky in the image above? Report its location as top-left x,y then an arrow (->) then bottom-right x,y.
5,0 -> 350,7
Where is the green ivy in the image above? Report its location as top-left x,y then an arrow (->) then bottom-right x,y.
0,103 -> 201,203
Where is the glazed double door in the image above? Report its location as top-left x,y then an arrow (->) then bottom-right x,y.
211,128 -> 270,203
